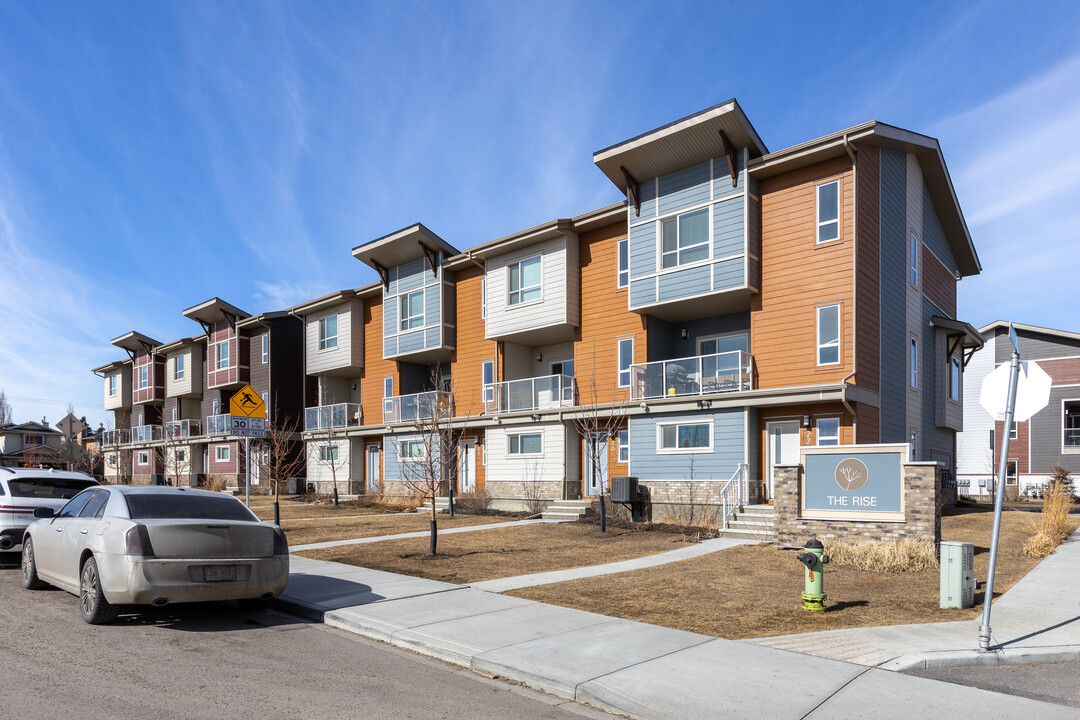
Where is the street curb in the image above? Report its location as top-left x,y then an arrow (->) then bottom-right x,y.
887,645 -> 1080,672
272,595 -> 325,623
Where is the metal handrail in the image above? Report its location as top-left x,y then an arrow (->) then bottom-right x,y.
629,351 -> 752,401
382,391 -> 452,424
1065,428 -> 1080,447
129,425 -> 164,443
165,419 -> 201,439
205,414 -> 230,435
484,374 -> 576,414
305,403 -> 362,431
719,463 -> 749,530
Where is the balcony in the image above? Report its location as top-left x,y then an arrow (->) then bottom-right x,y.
165,419 -> 201,439
630,351 -> 753,401
383,391 -> 452,424
129,425 -> 164,443
101,429 -> 130,446
205,414 -> 230,435
485,374 -> 575,414
1066,428 -> 1080,447
305,403 -> 362,431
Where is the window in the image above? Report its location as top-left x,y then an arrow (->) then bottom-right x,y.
661,207 -> 709,269
482,360 -> 495,404
816,418 -> 840,446
176,449 -> 186,463
816,305 -> 840,365
617,338 -> 634,388
816,180 -> 839,243
24,433 -> 44,447
617,238 -> 629,288
215,340 -> 230,370
508,432 -> 542,455
262,392 -> 269,412
319,445 -> 339,462
1009,420 -> 1018,440
212,400 -> 219,415
910,234 -> 919,286
698,333 -> 749,355
618,429 -> 629,463
910,338 -> 918,388
658,421 -> 712,453
989,428 -> 995,451
950,356 -> 961,402
171,407 -> 178,422
137,365 -> 149,389
400,290 -> 424,331
551,360 -> 574,376
399,440 -> 425,460
318,315 -> 338,350
138,451 -> 149,465
1064,400 -> 1080,448
508,256 -> 542,305
261,335 -> 269,364
174,354 -> 185,380
1006,459 -> 1018,486
481,278 -> 486,319
384,377 -> 393,398
108,374 -> 117,396
215,445 -> 230,462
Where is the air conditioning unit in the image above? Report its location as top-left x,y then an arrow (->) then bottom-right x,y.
611,476 -> 639,503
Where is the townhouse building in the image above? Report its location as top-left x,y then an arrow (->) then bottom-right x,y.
957,322 -> 1080,498
0,421 -> 65,468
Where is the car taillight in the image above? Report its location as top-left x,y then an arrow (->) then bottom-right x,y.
124,525 -> 155,556
272,527 -> 288,556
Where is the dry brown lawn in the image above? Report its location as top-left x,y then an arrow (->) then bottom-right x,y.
300,523 -> 690,582
285,513 -> 512,546
508,506 -> 1079,639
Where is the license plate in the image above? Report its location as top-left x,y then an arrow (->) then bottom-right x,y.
203,565 -> 237,582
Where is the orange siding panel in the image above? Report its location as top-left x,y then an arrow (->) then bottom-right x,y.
450,265 -> 498,416
360,296 -> 398,424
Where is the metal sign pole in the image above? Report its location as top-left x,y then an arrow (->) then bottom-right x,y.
244,437 -> 250,507
979,339 -> 1021,651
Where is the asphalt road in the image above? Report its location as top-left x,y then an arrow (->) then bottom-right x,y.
907,661 -> 1080,709
0,560 -> 617,720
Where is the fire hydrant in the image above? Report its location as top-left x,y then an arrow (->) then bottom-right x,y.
796,539 -> 830,612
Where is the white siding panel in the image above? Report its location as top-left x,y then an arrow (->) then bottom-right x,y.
484,423 -> 567,484
484,235 -> 577,339
307,302 -> 362,375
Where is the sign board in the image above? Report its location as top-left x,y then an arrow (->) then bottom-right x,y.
800,445 -> 907,522
56,413 -> 86,438
229,384 -> 266,419
230,416 -> 266,438
979,360 -> 1051,423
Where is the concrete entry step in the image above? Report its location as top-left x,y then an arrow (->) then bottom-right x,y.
542,500 -> 591,521
416,497 -> 451,514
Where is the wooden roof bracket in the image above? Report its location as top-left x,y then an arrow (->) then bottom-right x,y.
963,345 -> 978,369
371,259 -> 390,289
418,240 -> 439,278
947,334 -> 963,362
719,130 -> 738,187
223,311 -> 237,331
138,339 -> 155,358
620,166 -> 641,217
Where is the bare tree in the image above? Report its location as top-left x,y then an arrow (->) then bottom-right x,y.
0,389 -> 12,425
157,422 -> 189,487
255,406 -> 307,525
103,411 -> 132,484
311,415 -> 349,504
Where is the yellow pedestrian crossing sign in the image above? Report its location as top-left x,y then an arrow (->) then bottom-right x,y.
229,384 -> 266,418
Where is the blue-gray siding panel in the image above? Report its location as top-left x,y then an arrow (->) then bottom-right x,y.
658,265 -> 711,301
879,148 -> 908,443
397,330 -> 426,354
922,297 -> 945,459
629,409 -> 745,480
1030,388 -> 1078,474
630,278 -> 656,307
629,221 -> 656,279
425,326 -> 441,348
658,161 -> 711,216
395,259 -> 426,293
711,150 -> 746,200
921,185 -> 956,273
424,285 -> 441,326
384,296 -> 398,337
712,195 -> 745,257
384,336 -> 398,357
993,327 -> 1080,364
639,176 -> 657,218
712,257 -> 744,290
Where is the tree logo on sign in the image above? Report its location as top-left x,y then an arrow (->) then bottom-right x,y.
835,458 -> 869,492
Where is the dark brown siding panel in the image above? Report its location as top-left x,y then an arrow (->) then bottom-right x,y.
922,246 -> 956,317
855,143 -> 880,394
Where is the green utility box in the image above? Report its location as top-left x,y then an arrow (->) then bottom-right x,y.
939,541 -> 975,609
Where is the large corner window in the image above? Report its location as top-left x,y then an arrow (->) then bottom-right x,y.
507,432 -> 542,455
318,315 -> 338,350
816,180 -> 839,243
949,356 -> 961,402
617,238 -> 629,288
816,304 -> 840,365
214,340 -> 230,370
910,338 -> 918,388
661,207 -> 709,269
617,337 -> 634,387
657,420 -> 713,453
399,290 -> 424,331
174,354 -> 185,381
816,417 -> 840,446
508,256 -> 542,305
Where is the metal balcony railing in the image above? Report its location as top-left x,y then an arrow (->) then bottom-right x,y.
382,391 -> 452,424
205,414 -> 231,435
484,374 -> 576,414
101,429 -> 130,446
165,419 -> 201,439
1065,428 -> 1080,447
630,350 -> 752,401
305,403 -> 362,431
129,425 -> 164,443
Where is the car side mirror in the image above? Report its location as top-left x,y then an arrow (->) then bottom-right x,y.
33,508 -> 55,519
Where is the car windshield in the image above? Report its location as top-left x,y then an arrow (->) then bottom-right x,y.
124,494 -> 259,522
8,477 -> 97,499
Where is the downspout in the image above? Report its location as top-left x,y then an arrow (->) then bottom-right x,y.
843,135 -> 859,443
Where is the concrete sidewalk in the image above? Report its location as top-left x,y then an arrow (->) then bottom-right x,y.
276,550 -> 1080,719
290,518 -> 549,551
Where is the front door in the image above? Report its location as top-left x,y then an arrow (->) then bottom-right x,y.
584,432 -> 609,497
459,439 -> 476,493
366,444 -> 381,494
765,420 -> 801,501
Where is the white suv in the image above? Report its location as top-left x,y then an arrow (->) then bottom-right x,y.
0,467 -> 98,554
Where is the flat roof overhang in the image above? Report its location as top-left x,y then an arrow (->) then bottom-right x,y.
287,289 -> 364,315
110,331 -> 162,353
351,223 -> 459,272
91,359 -> 131,375
182,297 -> 250,326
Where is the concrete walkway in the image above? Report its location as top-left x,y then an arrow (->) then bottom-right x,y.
747,529 -> 1080,671
290,518 -> 550,551
275,537 -> 1080,719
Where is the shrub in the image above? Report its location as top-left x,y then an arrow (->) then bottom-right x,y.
1049,465 -> 1076,500
821,538 -> 938,573
1022,481 -> 1074,557
455,488 -> 491,513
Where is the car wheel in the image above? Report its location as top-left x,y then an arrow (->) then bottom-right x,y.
237,596 -> 273,611
21,538 -> 47,590
79,557 -> 117,625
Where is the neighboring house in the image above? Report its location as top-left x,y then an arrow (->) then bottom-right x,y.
0,421 -> 65,468
957,322 -> 1080,498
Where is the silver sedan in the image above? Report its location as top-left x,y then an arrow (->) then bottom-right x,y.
21,485 -> 289,624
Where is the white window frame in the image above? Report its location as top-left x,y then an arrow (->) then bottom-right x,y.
137,451 -> 149,465
816,304 -> 841,366
137,365 -> 149,389
1009,420 -> 1018,440
816,180 -> 840,244
215,445 -> 230,462
176,449 -> 186,463
319,445 -> 339,462
618,429 -> 629,463
910,233 -> 920,287
660,207 -> 710,270
507,432 -> 543,456
1062,398 -> 1080,452
910,338 -> 918,388
212,400 -> 219,415
383,377 -> 393,398
1006,458 -> 1018,486
617,238 -> 629,288
399,439 -> 426,461
507,255 -> 543,306
657,420 -> 713,454
108,374 -> 118,396
318,315 -> 338,351
214,340 -> 230,370
816,417 -> 840,446
261,335 -> 269,364
617,337 -> 634,388
399,290 -> 424,331
949,356 -> 961,402
482,360 -> 495,405
262,392 -> 269,412
174,354 -> 185,380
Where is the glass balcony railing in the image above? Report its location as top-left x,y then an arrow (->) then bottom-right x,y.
630,350 -> 752,401
205,414 -> 230,435
485,374 -> 576,414
1065,428 -> 1080,447
305,403 -> 362,431
383,391 -> 452,424
165,419 -> 201,439
129,425 -> 164,443
101,429 -> 130,446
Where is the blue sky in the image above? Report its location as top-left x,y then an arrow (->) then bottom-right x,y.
1,0 -> 1077,430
